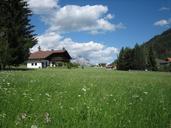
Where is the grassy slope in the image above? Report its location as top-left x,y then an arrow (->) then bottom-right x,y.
0,68 -> 171,128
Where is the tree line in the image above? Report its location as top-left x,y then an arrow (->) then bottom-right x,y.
116,44 -> 157,71
0,0 -> 37,70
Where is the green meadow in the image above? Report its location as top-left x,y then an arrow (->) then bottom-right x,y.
0,68 -> 171,128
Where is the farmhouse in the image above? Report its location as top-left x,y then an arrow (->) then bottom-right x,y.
27,48 -> 71,68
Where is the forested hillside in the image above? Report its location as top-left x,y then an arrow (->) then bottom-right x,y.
143,28 -> 171,59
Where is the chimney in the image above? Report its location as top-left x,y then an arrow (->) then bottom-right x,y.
38,46 -> 41,51
62,47 -> 66,51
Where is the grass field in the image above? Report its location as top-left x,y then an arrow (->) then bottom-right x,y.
0,68 -> 171,128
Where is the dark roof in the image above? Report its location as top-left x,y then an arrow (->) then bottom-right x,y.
28,50 -> 70,60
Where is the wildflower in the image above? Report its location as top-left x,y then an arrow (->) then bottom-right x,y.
21,113 -> 27,120
44,112 -> 51,124
45,93 -> 50,97
132,94 -> 139,98
30,98 -> 34,102
143,91 -> 148,95
0,113 -> 6,119
31,125 -> 38,128
81,88 -> 86,92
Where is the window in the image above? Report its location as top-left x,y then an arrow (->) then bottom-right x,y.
35,63 -> 37,66
31,63 -> 34,66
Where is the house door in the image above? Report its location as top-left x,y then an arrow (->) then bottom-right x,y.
42,62 -> 44,68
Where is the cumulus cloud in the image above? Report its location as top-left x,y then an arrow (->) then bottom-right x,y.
154,19 -> 171,27
31,32 -> 119,64
45,5 -> 125,33
27,0 -> 122,63
27,0 -> 125,33
26,0 -> 58,14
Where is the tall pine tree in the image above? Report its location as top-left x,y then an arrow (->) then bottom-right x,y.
132,44 -> 146,70
0,0 -> 11,69
147,46 -> 157,71
117,47 -> 125,70
0,0 -> 37,68
117,47 -> 134,70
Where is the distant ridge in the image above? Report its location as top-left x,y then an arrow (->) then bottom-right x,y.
142,28 -> 171,59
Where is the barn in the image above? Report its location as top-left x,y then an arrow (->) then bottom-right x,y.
27,48 -> 71,68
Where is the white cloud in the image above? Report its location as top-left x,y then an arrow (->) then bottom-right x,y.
31,32 -> 119,64
27,0 -> 122,63
159,7 -> 170,11
105,14 -> 113,20
45,5 -> 125,33
27,0 -> 58,14
154,19 -> 171,27
26,0 -> 125,33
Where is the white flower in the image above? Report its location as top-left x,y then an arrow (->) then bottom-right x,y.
0,113 -> 6,118
31,125 -> 38,128
143,92 -> 148,95
45,93 -> 50,97
30,98 -> 34,102
132,94 -> 139,98
81,88 -> 86,92
44,112 -> 51,123
21,113 -> 27,120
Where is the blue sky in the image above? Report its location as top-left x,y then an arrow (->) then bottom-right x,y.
28,0 -> 171,64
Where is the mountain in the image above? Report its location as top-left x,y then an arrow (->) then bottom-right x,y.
142,28 -> 171,59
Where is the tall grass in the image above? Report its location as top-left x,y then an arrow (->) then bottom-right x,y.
0,68 -> 171,128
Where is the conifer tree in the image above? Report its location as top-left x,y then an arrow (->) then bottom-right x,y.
122,47 -> 133,70
147,46 -> 157,71
133,44 -> 146,70
0,0 -> 37,68
0,0 -> 11,69
117,47 -> 125,70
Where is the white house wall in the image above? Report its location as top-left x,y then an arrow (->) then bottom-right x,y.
27,60 -> 49,69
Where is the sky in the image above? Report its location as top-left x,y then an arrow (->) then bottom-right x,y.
27,0 -> 171,64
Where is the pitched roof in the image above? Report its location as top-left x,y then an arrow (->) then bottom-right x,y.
28,50 -> 66,60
